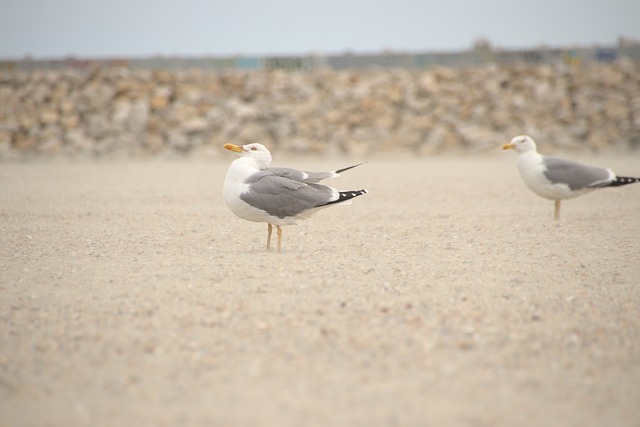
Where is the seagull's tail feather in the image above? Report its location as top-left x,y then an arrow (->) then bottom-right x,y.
605,176 -> 640,187
317,189 -> 368,207
334,162 -> 368,175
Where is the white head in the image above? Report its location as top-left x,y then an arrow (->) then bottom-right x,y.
502,135 -> 538,154
224,143 -> 272,169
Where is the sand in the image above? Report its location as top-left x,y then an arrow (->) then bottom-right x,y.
1,152 -> 639,427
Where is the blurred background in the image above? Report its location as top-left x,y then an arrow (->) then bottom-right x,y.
1,0 -> 640,159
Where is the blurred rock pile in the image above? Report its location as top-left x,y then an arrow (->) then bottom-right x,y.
1,60 -> 639,159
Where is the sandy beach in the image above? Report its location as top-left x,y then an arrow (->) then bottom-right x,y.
1,152 -> 639,427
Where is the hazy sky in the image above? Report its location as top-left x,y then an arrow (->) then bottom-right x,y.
1,0 -> 639,59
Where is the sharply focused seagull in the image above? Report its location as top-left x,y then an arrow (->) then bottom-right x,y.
503,135 -> 640,220
223,143 -> 367,251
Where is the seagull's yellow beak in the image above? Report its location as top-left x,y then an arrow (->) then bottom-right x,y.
224,143 -> 244,153
502,143 -> 516,150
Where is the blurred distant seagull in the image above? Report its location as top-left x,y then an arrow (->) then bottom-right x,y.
503,135 -> 640,220
223,143 -> 367,252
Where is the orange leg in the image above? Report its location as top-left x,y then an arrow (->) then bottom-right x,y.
277,225 -> 283,253
554,200 -> 561,221
266,224 -> 273,250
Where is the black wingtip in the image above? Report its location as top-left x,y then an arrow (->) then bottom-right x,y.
606,176 -> 640,187
316,189 -> 367,208
335,189 -> 368,202
335,162 -> 368,175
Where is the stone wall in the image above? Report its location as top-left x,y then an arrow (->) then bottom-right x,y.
1,60 -> 639,159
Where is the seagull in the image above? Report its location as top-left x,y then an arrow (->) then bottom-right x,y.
503,135 -> 640,220
223,143 -> 367,251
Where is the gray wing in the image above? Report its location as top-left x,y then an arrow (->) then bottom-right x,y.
542,157 -> 612,190
266,167 -> 337,183
265,162 -> 366,184
241,174 -> 334,218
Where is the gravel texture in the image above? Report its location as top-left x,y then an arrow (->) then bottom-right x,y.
1,152 -> 639,427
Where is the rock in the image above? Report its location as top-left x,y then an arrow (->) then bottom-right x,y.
112,99 -> 131,125
129,100 -> 150,133
1,62 -> 639,159
150,95 -> 169,110
143,133 -> 164,153
167,130 -> 190,151
181,117 -> 208,134
65,129 -> 93,151
38,138 -> 63,154
457,125 -> 503,150
85,113 -> 111,139
39,109 -> 59,126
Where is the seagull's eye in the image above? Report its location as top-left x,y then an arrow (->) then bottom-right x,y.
251,147 -> 257,151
